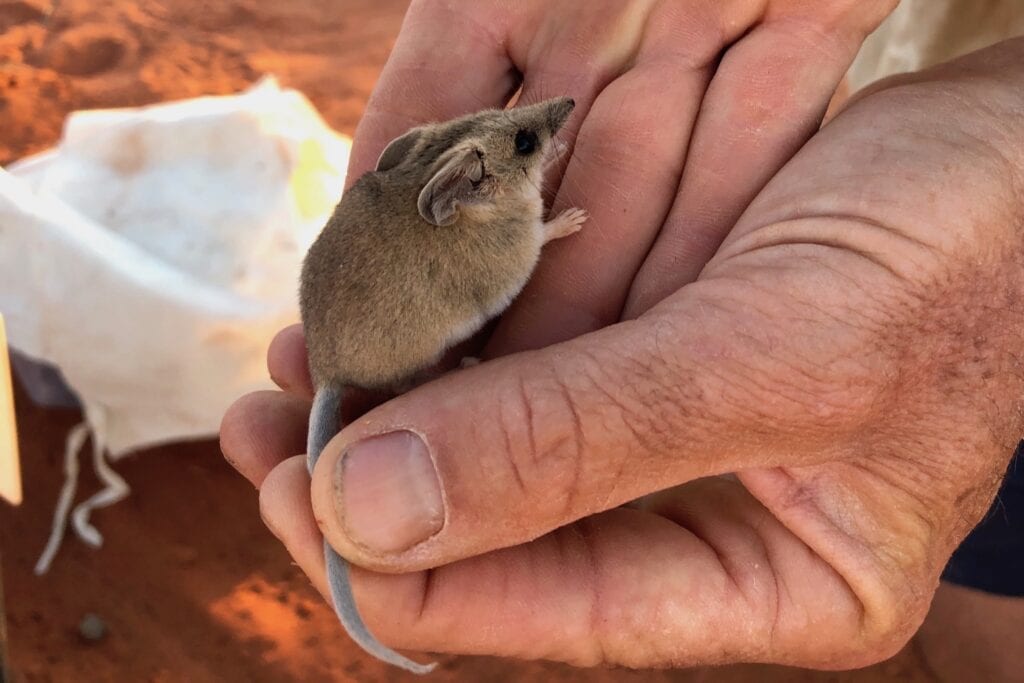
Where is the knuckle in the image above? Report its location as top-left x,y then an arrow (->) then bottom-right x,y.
760,465 -> 937,668
571,321 -> 698,468
843,600 -> 927,669
493,379 -> 534,497
500,362 -> 589,518
494,344 -> 672,522
827,629 -> 918,670
790,570 -> 929,669
602,325 -> 693,454
850,558 -> 934,664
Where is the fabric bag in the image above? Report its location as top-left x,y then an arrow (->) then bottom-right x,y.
0,78 -> 350,571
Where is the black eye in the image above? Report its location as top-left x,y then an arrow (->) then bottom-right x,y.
514,129 -> 538,155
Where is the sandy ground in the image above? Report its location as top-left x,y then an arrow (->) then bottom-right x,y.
0,0 -> 938,681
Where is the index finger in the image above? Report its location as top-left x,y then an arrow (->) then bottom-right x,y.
346,1 -> 521,185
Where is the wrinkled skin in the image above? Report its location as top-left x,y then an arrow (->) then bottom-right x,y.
221,0 -> 1024,671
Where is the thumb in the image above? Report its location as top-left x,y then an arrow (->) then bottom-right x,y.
309,290 -> 853,573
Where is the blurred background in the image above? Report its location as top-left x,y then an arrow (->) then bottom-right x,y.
0,0 -> 990,681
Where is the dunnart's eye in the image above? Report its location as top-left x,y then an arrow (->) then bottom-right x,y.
514,129 -> 538,155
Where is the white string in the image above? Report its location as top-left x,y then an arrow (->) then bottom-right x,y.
69,406 -> 129,547
34,406 -> 131,573
34,421 -> 88,575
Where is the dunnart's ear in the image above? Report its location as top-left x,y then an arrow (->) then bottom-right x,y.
417,148 -> 485,226
375,128 -> 424,172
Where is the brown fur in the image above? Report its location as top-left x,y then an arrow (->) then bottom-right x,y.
300,97 -> 582,390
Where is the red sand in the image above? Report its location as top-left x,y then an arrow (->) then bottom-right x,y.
0,1 -> 935,680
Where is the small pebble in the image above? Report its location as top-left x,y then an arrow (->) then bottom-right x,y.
78,613 -> 107,643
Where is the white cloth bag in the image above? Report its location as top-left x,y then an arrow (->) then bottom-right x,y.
0,78 -> 350,570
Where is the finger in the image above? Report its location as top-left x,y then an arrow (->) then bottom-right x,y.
267,324 -> 314,400
508,0 -> 667,189
307,271 -> 872,574
313,317 -> 696,572
346,0 -> 520,184
263,460 -> 875,667
487,2 -> 758,355
260,456 -> 330,592
624,2 -> 897,316
220,391 -> 310,487
261,456 -> 436,658
487,64 -> 711,354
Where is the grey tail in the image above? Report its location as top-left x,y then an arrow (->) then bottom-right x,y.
307,384 -> 437,675
306,384 -> 344,476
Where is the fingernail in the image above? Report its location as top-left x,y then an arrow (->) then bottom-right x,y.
336,431 -> 444,553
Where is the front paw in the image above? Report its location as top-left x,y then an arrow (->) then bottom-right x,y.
555,207 -> 588,235
545,207 -> 588,241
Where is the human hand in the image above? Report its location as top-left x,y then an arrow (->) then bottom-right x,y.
346,0 -> 899,355
221,40 -> 1024,668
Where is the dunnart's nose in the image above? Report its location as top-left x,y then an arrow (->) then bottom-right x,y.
546,97 -> 576,133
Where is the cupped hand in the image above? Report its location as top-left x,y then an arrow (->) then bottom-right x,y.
347,0 -> 899,353
221,40 -> 1024,669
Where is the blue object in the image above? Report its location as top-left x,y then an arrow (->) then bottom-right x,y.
942,442 -> 1024,597
9,351 -> 80,408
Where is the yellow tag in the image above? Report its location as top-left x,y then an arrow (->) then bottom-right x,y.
0,314 -> 22,506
